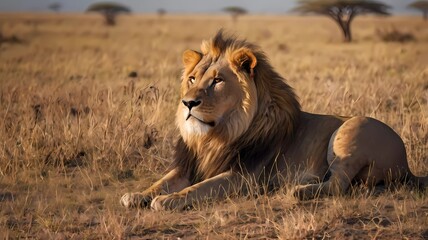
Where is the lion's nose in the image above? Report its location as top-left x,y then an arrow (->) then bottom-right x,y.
182,99 -> 202,110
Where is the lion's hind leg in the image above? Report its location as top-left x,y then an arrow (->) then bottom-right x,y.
293,156 -> 364,200
294,117 -> 377,200
294,116 -> 408,200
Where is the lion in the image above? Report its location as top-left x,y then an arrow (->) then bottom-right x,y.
121,31 -> 427,210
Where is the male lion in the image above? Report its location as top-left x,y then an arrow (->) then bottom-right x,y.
121,31 -> 427,210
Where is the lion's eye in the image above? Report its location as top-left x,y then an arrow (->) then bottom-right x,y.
188,76 -> 196,84
213,77 -> 223,84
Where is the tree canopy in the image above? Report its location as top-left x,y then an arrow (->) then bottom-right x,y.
86,2 -> 131,14
223,6 -> 247,22
223,6 -> 247,15
294,0 -> 390,16
408,1 -> 428,20
48,2 -> 62,12
86,2 -> 131,26
294,0 -> 391,42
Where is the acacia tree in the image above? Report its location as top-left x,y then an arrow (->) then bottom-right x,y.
294,0 -> 391,42
223,6 -> 247,22
408,1 -> 428,20
86,2 -> 131,26
157,8 -> 167,18
48,2 -> 62,13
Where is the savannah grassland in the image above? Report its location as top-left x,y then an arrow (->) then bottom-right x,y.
0,13 -> 427,239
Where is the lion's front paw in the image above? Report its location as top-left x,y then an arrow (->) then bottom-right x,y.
292,184 -> 320,201
150,194 -> 187,211
120,192 -> 152,208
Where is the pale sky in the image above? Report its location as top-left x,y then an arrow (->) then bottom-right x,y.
0,0 -> 418,14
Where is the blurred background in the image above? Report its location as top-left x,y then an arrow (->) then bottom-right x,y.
0,0 -> 419,14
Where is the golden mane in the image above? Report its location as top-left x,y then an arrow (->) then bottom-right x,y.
174,31 -> 301,181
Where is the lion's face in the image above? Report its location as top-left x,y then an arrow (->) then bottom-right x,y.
177,48 -> 258,144
179,57 -> 242,133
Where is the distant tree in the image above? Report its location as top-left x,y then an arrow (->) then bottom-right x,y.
294,0 -> 391,42
86,2 -> 131,26
408,1 -> 428,20
223,6 -> 247,22
48,2 -> 62,13
157,8 -> 167,18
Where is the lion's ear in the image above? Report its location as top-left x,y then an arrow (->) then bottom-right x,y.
230,48 -> 257,75
182,49 -> 202,71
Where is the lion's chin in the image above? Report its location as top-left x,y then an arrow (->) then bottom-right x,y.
187,115 -> 215,127
182,116 -> 215,136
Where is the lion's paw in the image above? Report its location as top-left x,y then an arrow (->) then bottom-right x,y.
292,185 -> 320,201
150,194 -> 187,211
120,192 -> 151,208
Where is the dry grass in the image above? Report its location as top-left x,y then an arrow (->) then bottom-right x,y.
0,13 -> 427,239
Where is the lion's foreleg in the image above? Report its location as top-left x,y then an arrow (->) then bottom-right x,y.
120,168 -> 190,208
151,171 -> 242,211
